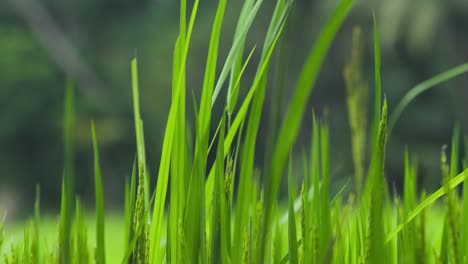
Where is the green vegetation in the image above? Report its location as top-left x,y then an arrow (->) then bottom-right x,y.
2,0 -> 468,263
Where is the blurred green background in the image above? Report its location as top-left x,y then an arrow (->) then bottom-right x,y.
1,0 -> 468,218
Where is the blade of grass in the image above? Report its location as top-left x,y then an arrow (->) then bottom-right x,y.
207,45 -> 256,155
211,0 -> 264,106
149,0 -> 200,261
233,2 -> 292,262
463,135 -> 468,264
273,218 -> 283,264
301,149 -> 311,264
91,121 -> 106,264
403,148 -> 416,213
388,62 -> 468,134
23,221 -> 31,264
319,121 -> 332,262
74,198 -> 89,264
169,36 -> 184,264
386,168 -> 468,243
440,217 -> 449,262
366,99 -> 388,263
311,114 -> 320,263
124,159 -> 137,260
168,35 -> 183,263
0,216 -> 3,253
362,13 -> 383,202
183,0 -> 226,262
227,0 -> 254,116
131,58 -> 149,207
130,57 -> 151,264
263,15 -> 289,173
231,38 -> 266,264
124,177 -> 131,256
446,127 -> 461,263
399,149 -> 416,262
287,153 -> 298,264
205,0 -> 290,218
32,185 -> 40,264
260,1 -> 353,262
59,80 -> 75,264
450,125 -> 460,179
210,115 -> 225,264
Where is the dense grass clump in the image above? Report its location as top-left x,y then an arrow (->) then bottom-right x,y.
3,0 -> 468,263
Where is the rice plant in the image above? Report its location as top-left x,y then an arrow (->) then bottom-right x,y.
3,0 -> 468,263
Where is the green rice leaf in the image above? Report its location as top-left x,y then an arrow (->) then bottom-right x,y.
210,114 -> 225,264
124,160 -> 137,257
274,218 -> 284,264
400,148 -> 417,262
233,2 -> 292,262
74,198 -> 89,264
450,125 -> 460,179
168,34 -> 184,264
287,154 -> 298,264
260,1 -> 353,261
311,114 -> 320,263
33,185 -> 41,264
205,0 -> 290,220
301,150 -> 311,264
388,62 -> 468,135
131,58 -> 149,207
59,80 -> 75,264
227,0 -> 255,115
366,99 -> 388,263
445,127 -> 461,263
386,168 -> 468,243
149,1 -> 200,261
463,134 -> 468,264
211,0 -> 264,106
91,121 -> 106,264
182,0 -> 226,262
319,121 -> 332,261
206,45 -> 255,154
